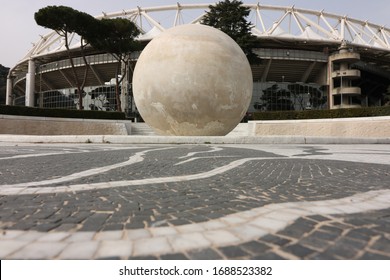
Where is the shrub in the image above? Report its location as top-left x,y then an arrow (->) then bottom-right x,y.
0,105 -> 126,120
252,107 -> 390,120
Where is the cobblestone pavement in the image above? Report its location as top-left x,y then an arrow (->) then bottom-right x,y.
0,143 -> 389,260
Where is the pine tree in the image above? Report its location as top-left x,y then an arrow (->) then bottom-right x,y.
35,6 -> 97,109
202,0 -> 259,62
85,18 -> 141,112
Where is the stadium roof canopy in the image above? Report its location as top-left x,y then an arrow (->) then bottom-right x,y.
9,3 -> 390,81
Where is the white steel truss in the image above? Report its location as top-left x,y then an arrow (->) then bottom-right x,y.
12,3 -> 390,71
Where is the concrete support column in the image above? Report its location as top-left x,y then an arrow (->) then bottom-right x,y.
327,57 -> 333,110
25,59 -> 36,107
6,76 -> 13,105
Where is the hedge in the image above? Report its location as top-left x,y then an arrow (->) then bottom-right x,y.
251,106 -> 390,120
0,105 -> 126,120
2,104 -> 389,121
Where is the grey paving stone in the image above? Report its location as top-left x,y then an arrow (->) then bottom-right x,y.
321,243 -> 360,259
205,212 -> 225,219
169,219 -> 191,226
331,236 -> 366,251
358,252 -> 390,260
327,221 -> 352,230
29,211 -> 56,220
8,222 -> 36,231
108,215 -> 131,224
240,240 -> 272,255
218,246 -> 250,259
259,234 -> 292,246
160,253 -> 189,260
187,248 -> 224,260
282,244 -> 317,259
251,251 -> 286,260
53,224 -> 79,232
308,229 -> 340,241
102,224 -> 124,231
276,219 -> 316,239
344,218 -> 377,227
128,255 -> 159,260
370,236 -> 390,253
311,251 -> 339,260
32,223 -> 60,232
125,222 -> 146,229
97,256 -> 121,260
372,222 -> 390,233
318,225 -> 344,235
188,215 -> 209,223
62,212 -> 92,224
300,235 -> 331,250
345,229 -> 375,242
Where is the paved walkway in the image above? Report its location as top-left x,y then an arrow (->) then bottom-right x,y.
0,143 -> 389,259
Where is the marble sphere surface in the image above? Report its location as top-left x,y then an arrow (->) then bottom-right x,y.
132,24 -> 253,136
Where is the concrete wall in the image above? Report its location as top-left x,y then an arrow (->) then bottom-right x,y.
249,116 -> 390,138
1,114 -> 389,139
0,114 -> 131,135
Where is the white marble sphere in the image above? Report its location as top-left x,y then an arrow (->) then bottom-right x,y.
132,24 -> 253,136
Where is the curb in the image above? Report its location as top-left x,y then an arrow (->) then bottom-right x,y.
1,134 -> 389,144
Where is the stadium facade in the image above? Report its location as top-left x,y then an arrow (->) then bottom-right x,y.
6,3 -> 390,116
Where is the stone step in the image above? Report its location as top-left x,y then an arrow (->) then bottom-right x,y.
131,123 -> 157,135
131,123 -> 251,136
226,123 -> 251,137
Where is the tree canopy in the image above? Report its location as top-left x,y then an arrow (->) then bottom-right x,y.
34,6 -> 96,38
84,18 -> 141,111
34,6 -> 141,111
260,84 -> 294,111
0,64 -> 9,104
85,18 -> 141,61
201,0 -> 259,62
35,6 -> 98,109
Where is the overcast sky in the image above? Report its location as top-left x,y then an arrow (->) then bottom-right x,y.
1,0 -> 389,68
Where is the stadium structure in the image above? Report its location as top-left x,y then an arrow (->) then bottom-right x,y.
5,3 -> 390,115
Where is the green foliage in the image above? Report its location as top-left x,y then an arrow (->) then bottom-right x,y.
34,6 -> 141,112
85,18 -> 141,60
287,84 -> 327,109
85,17 -> 141,111
0,64 -> 9,105
202,0 -> 259,62
34,6 -> 141,63
259,84 -> 294,111
384,85 -> 390,106
0,64 -> 9,77
34,6 -> 74,34
34,6 -> 96,37
252,106 -> 390,120
35,6 -> 98,110
0,105 -> 125,120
